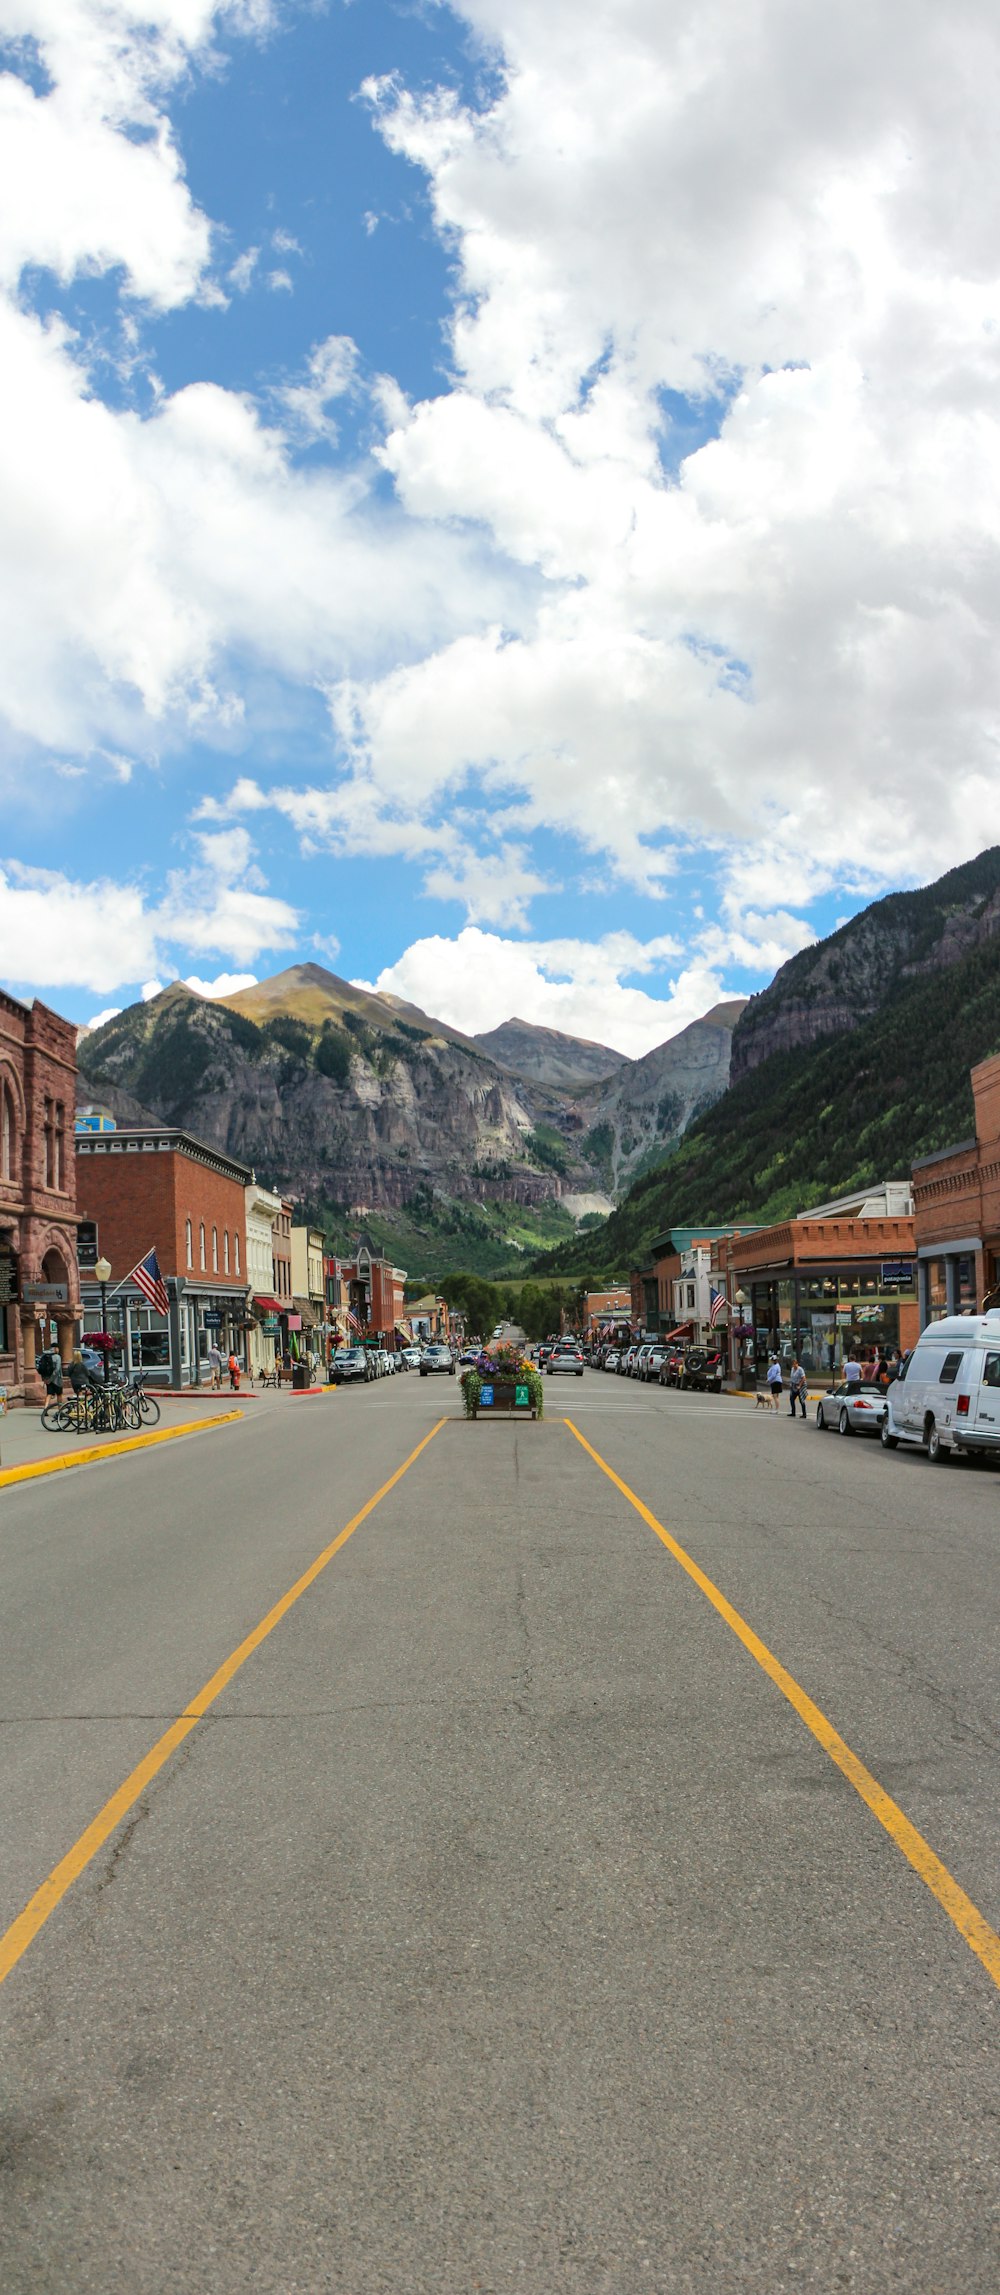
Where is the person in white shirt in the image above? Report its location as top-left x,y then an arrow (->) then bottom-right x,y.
766,1355 -> 783,1399
844,1352 -> 862,1388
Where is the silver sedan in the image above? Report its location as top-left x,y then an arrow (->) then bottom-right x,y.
815,1380 -> 887,1437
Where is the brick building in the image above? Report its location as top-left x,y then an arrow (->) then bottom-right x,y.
0,990 -> 80,1404
75,1127 -> 251,1386
342,1238 -> 407,1344
727,1184 -> 917,1377
912,1052 -> 1000,1323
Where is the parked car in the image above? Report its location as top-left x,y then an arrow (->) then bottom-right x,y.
815,1380 -> 886,1436
331,1346 -> 369,1384
604,1350 -> 620,1372
659,1348 -> 685,1387
546,1344 -> 584,1377
639,1345 -> 668,1382
537,1344 -> 554,1368
619,1345 -> 638,1376
882,1311 -> 1000,1460
402,1346 -> 421,1368
420,1343 -> 455,1376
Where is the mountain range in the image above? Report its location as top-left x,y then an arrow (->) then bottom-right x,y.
76,964 -> 745,1276
542,846 -> 1000,1280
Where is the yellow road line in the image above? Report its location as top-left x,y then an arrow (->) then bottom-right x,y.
0,1412 -> 243,1489
0,1417 -> 447,1987
564,1416 -> 1000,1993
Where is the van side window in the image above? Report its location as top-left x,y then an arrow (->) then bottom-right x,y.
939,1351 -> 964,1386
983,1353 -> 1000,1390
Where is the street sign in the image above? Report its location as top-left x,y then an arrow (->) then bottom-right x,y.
515,1383 -> 529,1406
22,1282 -> 68,1304
77,1221 -> 99,1268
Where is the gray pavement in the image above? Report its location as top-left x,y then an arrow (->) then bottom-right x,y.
1,1371 -> 998,2291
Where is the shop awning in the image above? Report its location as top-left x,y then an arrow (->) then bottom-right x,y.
250,1294 -> 283,1317
292,1295 -> 319,1329
663,1323 -> 694,1340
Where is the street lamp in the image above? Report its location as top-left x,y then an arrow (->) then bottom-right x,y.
94,1256 -> 111,1338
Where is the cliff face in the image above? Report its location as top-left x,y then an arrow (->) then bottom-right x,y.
77,981 -> 601,1211
77,969 -> 744,1217
730,848 -> 1000,1082
575,1000 -> 747,1193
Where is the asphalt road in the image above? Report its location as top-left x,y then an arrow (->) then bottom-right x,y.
1,1372 -> 998,2292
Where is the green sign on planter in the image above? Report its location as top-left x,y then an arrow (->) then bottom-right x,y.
515,1383 -> 529,1406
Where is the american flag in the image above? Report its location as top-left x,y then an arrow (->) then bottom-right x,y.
128,1249 -> 170,1316
709,1285 -> 727,1327
348,1308 -> 361,1332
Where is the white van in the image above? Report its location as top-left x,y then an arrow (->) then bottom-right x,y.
882,1311 -> 1000,1461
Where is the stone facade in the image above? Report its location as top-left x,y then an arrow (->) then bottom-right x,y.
0,991 -> 80,1405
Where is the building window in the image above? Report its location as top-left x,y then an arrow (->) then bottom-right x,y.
54,1102 -> 64,1190
212,1226 -> 218,1272
43,1097 -> 53,1188
1,1086 -> 13,1182
199,1222 -> 206,1271
223,1230 -> 230,1274
186,1218 -> 193,1268
234,1233 -> 240,1275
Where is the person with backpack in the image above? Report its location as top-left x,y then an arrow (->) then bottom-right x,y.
37,1344 -> 63,1399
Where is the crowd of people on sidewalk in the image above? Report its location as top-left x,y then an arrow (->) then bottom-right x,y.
765,1345 -> 908,1417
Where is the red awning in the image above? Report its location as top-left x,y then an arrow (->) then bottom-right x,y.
251,1295 -> 283,1316
663,1323 -> 694,1340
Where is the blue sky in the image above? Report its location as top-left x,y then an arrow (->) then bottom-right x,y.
2,0 -> 997,1054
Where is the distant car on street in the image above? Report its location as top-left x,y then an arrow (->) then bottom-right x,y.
402,1346 -> 421,1367
331,1346 -> 369,1384
604,1350 -> 620,1371
420,1343 -> 455,1376
546,1344 -> 584,1377
815,1380 -> 887,1436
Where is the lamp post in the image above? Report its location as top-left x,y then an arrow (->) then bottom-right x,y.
94,1256 -> 111,1344
734,1288 -> 748,1387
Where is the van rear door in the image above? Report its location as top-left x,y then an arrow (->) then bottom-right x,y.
970,1347 -> 1000,1443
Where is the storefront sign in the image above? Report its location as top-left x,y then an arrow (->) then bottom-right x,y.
881,1261 -> 913,1286
202,1310 -> 223,1329
286,1313 -> 302,1330
0,1257 -> 16,1304
835,1304 -> 852,1318
22,1282 -> 68,1304
263,1316 -> 279,1331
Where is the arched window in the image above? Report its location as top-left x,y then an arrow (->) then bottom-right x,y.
199,1222 -> 206,1271
186,1218 -> 193,1268
212,1226 -> 218,1272
0,1086 -> 12,1182
223,1230 -> 230,1273
234,1233 -> 241,1275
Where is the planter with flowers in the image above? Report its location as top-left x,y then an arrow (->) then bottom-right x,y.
460,1342 -> 543,1420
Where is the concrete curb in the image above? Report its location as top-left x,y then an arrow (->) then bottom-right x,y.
0,1410 -> 244,1490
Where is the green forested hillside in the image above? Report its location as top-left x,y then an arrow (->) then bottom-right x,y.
539,930 -> 1000,1278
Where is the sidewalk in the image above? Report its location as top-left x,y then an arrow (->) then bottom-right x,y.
0,1393 -> 248,1475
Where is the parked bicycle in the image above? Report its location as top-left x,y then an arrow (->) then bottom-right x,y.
40,1369 -> 160,1434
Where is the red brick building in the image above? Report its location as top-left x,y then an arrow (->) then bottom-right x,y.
0,991 -> 80,1404
912,1051 -> 1000,1322
341,1238 -> 407,1344
75,1126 -> 252,1386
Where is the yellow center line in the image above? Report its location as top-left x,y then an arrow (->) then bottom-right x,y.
0,1417 -> 447,1988
564,1416 -> 1000,1993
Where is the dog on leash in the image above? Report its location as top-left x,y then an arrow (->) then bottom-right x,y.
755,1386 -> 779,1410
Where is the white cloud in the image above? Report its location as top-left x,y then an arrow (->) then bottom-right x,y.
266,268 -> 293,293
0,838 -> 297,995
82,1005 -> 121,1032
228,247 -> 260,293
361,926 -> 724,1058
183,969 -> 258,997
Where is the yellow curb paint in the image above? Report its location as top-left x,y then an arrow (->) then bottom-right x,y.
0,1416 -> 447,1987
0,1412 -> 243,1490
564,1416 -> 1000,1995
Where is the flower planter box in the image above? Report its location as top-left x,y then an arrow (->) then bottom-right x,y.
471,1379 -> 537,1419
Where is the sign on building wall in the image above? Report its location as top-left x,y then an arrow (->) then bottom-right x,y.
22,1282 -> 68,1304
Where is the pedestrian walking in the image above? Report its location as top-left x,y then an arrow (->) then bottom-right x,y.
208,1342 -> 222,1390
766,1354 -> 783,1403
227,1351 -> 241,1392
37,1345 -> 63,1399
788,1357 -> 808,1418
